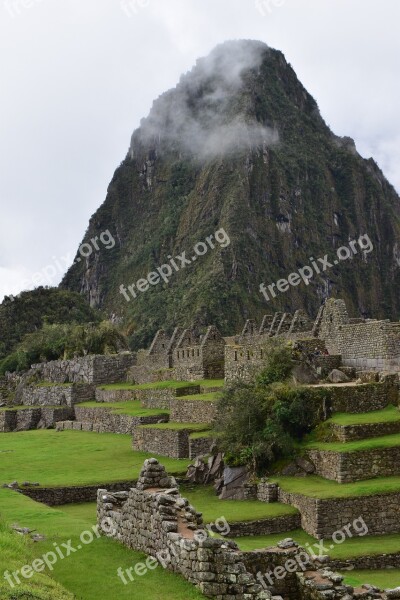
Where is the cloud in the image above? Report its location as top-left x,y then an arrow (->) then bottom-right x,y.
131,40 -> 279,160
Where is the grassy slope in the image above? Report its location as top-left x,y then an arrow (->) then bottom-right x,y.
235,528 -> 400,560
0,520 -> 74,599
0,430 -> 188,487
0,490 -> 204,600
273,475 -> 400,498
181,485 -> 298,523
99,379 -> 224,391
303,431 -> 400,453
329,405 -> 400,426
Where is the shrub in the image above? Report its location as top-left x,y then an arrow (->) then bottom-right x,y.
214,356 -> 330,473
256,340 -> 294,386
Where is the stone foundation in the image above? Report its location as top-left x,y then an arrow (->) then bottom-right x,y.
308,446 -> 400,482
133,426 -> 209,458
22,383 -> 95,407
170,398 -> 217,424
97,459 -> 271,600
329,419 -> 400,442
278,488 -> 400,538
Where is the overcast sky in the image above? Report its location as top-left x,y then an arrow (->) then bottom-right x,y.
0,0 -> 399,301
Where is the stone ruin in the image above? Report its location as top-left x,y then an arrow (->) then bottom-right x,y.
97,459 -> 393,600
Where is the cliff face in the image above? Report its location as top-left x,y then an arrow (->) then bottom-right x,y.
61,40 -> 400,348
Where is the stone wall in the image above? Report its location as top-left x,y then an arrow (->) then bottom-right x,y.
189,436 -> 215,459
95,388 -> 136,402
73,406 -> 168,434
30,353 -> 135,385
170,399 -> 216,424
227,514 -> 301,537
330,419 -> 400,442
20,480 -> 137,506
317,299 -> 400,372
138,386 -> 201,410
278,488 -> 400,538
97,459 -> 271,600
22,384 -> 95,407
0,406 -> 74,432
326,381 -> 397,414
132,426 -> 196,458
307,446 -> 400,483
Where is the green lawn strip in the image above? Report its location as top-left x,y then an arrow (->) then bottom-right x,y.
329,405 -> 400,426
177,392 -> 220,402
0,490 -> 204,600
189,431 -> 215,440
198,380 -> 224,388
35,382 -> 74,388
138,422 -> 210,432
0,518 -> 73,599
181,485 -> 298,524
303,431 -> 400,453
235,528 -> 400,559
272,475 -> 400,498
99,379 -> 224,391
342,570 -> 400,588
78,400 -> 169,417
0,429 -> 188,487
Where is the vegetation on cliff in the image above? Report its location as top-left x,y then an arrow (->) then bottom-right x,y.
61,40 -> 400,348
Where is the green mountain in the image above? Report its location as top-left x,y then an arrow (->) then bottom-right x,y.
61,40 -> 400,349
0,288 -> 101,360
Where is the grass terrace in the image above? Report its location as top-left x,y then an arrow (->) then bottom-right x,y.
343,570 -> 400,587
0,429 -> 188,487
181,485 -> 298,524
235,528 -> 400,560
98,379 -> 224,391
303,432 -> 400,453
0,490 -> 204,600
328,405 -> 400,426
273,474 -> 400,498
78,400 -> 169,417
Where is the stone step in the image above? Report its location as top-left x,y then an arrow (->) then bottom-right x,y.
306,444 -> 400,483
328,419 -> 400,442
132,423 -> 212,458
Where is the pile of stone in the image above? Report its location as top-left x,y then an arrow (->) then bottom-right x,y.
136,457 -> 177,490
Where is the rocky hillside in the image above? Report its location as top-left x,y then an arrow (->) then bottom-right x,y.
61,40 -> 400,348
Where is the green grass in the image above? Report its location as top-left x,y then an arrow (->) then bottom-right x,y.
99,379 -> 224,391
178,392 -> 220,402
235,528 -> 400,559
198,380 -> 224,388
329,405 -> 400,426
78,400 -> 169,417
0,429 -> 188,487
35,382 -> 74,387
99,380 -> 199,391
273,475 -> 400,498
0,405 -> 40,412
304,431 -> 400,453
0,519 -> 73,599
343,570 -> 400,587
138,422 -> 210,432
181,485 -> 298,523
0,489 -> 204,600
189,430 -> 215,440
